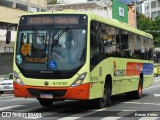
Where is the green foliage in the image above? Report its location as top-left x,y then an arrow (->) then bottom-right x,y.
137,12 -> 160,47
48,0 -> 57,5
151,17 -> 160,47
137,12 -> 152,31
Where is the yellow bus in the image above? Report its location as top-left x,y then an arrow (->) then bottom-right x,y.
6,10 -> 154,108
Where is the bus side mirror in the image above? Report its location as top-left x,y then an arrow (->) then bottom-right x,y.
6,31 -> 11,44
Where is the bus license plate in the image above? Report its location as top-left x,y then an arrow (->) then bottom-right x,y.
40,94 -> 53,99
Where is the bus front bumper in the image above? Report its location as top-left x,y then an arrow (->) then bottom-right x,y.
13,82 -> 90,100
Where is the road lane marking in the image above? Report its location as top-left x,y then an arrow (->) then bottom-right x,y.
101,117 -> 121,120
0,105 -> 24,111
143,85 -> 160,91
143,103 -> 160,105
123,110 -> 136,111
154,80 -> 160,83
122,102 -> 142,104
0,98 -> 34,101
115,101 -> 160,106
57,108 -> 107,120
154,94 -> 160,97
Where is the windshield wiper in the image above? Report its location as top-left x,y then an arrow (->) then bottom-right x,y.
51,27 -> 69,54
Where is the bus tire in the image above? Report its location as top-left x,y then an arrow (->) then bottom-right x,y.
93,80 -> 111,108
38,98 -> 53,107
133,78 -> 143,99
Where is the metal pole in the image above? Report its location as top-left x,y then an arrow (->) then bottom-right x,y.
149,0 -> 151,18
134,0 -> 137,28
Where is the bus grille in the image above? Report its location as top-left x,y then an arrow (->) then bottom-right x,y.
27,88 -> 67,98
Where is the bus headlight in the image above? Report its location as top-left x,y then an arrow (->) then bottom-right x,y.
71,72 -> 87,87
13,71 -> 24,86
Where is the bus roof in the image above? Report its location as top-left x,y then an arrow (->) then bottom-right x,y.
21,10 -> 153,39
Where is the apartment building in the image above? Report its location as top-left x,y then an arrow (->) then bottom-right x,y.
0,0 -> 47,53
49,0 -> 113,19
137,0 -> 160,18
0,0 -> 47,75
49,0 -> 129,24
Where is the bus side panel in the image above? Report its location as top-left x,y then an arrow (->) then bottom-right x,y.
89,58 -> 114,99
89,57 -> 154,98
112,58 -> 153,95
143,76 -> 154,89
112,58 -> 139,95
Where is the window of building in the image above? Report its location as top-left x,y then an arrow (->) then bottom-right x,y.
151,11 -> 158,18
30,7 -> 38,12
0,22 -> 17,30
151,1 -> 156,8
16,3 -> 27,11
158,10 -> 160,16
158,1 -> 160,7
4,47 -> 14,53
0,0 -> 14,8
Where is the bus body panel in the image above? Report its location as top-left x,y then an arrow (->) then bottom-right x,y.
11,11 -> 154,103
90,57 -> 153,99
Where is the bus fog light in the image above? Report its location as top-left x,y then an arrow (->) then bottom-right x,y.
13,71 -> 24,86
71,72 -> 87,87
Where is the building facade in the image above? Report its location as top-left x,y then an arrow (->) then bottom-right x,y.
137,0 -> 160,18
49,1 -> 113,19
128,5 -> 136,28
112,0 -> 128,24
49,0 -> 129,24
0,0 -> 47,75
0,0 -> 47,53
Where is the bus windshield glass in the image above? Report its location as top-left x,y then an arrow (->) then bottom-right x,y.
16,14 -> 87,74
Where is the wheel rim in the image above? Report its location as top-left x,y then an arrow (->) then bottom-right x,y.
138,84 -> 142,96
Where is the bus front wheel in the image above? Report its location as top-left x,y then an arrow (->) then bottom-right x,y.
93,82 -> 111,108
38,98 -> 53,107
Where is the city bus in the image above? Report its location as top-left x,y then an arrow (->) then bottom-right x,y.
6,10 -> 154,108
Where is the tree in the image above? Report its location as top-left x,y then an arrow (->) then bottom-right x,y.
137,12 -> 152,31
137,12 -> 160,47
47,0 -> 57,5
151,16 -> 160,47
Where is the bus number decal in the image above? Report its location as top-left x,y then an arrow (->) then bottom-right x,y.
114,61 -> 126,77
53,82 -> 68,86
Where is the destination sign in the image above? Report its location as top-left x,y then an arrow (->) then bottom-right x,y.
18,14 -> 89,26
19,14 -> 88,26
27,16 -> 79,25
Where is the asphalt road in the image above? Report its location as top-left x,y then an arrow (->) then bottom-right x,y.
0,76 -> 160,120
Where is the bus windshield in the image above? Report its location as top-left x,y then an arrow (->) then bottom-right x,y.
17,26 -> 86,71
16,14 -> 87,77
